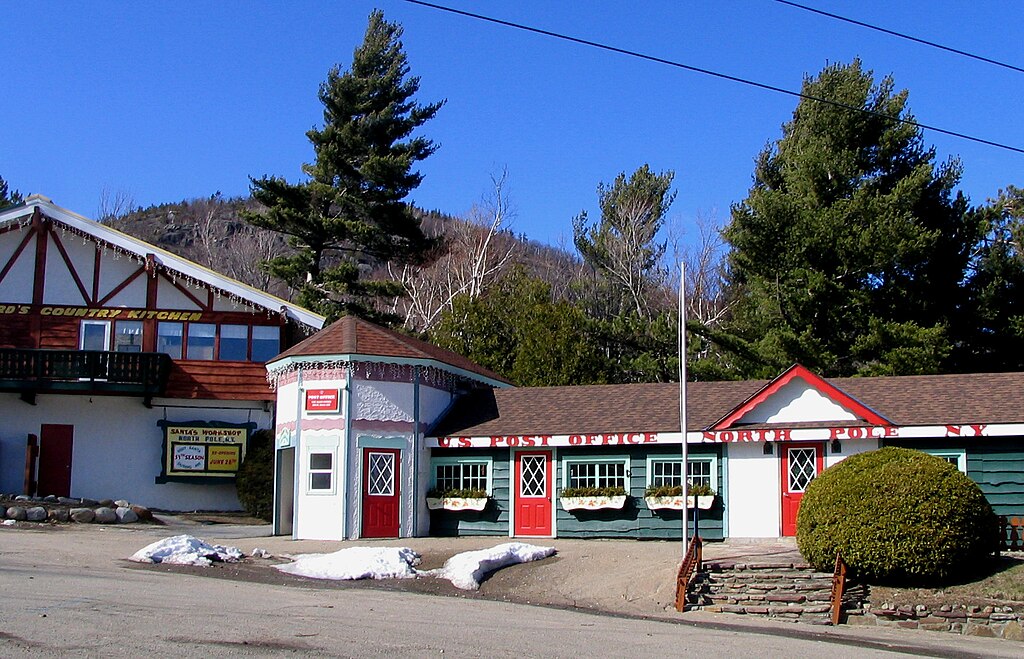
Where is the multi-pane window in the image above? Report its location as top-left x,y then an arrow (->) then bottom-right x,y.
157,322 -> 183,358
923,449 -> 966,474
218,324 -> 248,361
566,460 -> 626,490
113,321 -> 143,353
251,326 -> 281,362
309,452 -> 334,492
186,323 -> 216,360
433,461 -> 490,493
647,457 -> 716,491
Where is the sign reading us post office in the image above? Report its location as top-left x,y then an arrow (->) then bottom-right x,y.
304,388 -> 340,413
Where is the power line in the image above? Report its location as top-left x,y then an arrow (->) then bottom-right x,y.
774,0 -> 1024,75
401,0 -> 1024,156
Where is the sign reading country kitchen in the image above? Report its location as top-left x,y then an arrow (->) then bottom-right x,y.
157,421 -> 255,482
0,304 -> 207,321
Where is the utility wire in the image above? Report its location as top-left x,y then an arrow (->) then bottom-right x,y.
401,0 -> 1024,156
774,0 -> 1024,75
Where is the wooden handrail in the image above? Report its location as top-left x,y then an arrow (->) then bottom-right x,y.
674,534 -> 703,612
830,551 -> 847,625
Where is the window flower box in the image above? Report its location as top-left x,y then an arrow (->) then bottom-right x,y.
559,495 -> 628,511
425,497 -> 489,512
643,495 -> 715,510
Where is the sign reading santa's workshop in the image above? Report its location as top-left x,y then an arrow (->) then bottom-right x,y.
156,420 -> 256,483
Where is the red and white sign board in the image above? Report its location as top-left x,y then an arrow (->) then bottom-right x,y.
427,423 -> 1016,448
305,388 -> 340,413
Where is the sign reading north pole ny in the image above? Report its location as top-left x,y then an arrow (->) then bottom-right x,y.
305,388 -> 340,413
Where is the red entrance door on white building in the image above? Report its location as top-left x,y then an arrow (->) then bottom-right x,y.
514,450 -> 552,536
37,424 -> 74,498
780,443 -> 824,537
361,449 -> 400,538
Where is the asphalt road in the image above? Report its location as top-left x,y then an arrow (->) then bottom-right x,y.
0,524 -> 1018,658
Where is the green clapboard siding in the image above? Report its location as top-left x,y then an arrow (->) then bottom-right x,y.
428,448 -> 509,537
885,438 -> 1024,517
554,445 -> 724,540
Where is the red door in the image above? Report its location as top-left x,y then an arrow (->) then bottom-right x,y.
37,424 -> 74,498
362,449 -> 400,538
780,443 -> 824,536
514,450 -> 552,536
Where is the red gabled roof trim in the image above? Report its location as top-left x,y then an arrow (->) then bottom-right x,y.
709,364 -> 891,430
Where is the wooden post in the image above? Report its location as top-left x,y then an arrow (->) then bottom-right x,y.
830,551 -> 847,626
23,433 -> 39,496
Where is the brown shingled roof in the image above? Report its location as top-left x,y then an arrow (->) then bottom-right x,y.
430,371 -> 1024,437
271,315 -> 508,384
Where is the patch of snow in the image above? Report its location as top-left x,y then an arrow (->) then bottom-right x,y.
275,546 -> 421,581
250,548 -> 271,559
129,534 -> 244,567
427,543 -> 556,590
2,519 -> 15,526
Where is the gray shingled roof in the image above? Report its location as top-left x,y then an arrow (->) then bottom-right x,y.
430,372 -> 1024,437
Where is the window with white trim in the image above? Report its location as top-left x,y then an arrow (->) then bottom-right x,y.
922,449 -> 966,474
564,459 -> 628,490
308,451 -> 334,493
646,456 -> 718,491
431,458 -> 491,493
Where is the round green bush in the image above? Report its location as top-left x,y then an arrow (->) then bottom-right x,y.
796,447 -> 998,584
235,429 -> 274,522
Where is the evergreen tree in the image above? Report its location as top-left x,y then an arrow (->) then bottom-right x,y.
0,175 -> 22,207
713,60 -> 978,378
244,10 -> 443,323
961,186 -> 1024,371
431,268 -> 608,386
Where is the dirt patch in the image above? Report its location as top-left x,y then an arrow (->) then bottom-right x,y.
167,512 -> 270,526
866,554 -> 1024,610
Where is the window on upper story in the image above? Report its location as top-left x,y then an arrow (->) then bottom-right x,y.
186,323 -> 216,360
251,326 -> 281,362
218,324 -> 248,361
113,321 -> 143,353
156,322 -> 183,359
80,320 -> 110,351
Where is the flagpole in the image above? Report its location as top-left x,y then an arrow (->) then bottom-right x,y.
679,262 -> 688,553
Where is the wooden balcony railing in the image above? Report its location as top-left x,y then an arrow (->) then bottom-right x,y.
0,348 -> 171,402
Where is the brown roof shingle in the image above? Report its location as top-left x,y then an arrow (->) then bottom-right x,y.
272,315 -> 508,384
430,372 -> 1024,437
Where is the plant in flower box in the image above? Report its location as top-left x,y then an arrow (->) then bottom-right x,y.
644,483 -> 716,510
559,486 -> 628,511
425,487 -> 489,512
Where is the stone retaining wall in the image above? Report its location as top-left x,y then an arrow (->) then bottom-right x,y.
845,603 -> 1024,640
1,494 -> 153,525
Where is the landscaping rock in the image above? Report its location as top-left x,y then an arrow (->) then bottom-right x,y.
70,508 -> 95,523
57,497 -> 79,505
93,507 -> 116,524
6,506 -> 27,521
114,499 -> 130,508
26,506 -> 48,522
97,499 -> 114,508
14,495 -> 31,502
43,495 -> 59,503
48,508 -> 70,523
130,505 -> 153,521
79,498 -> 98,506
116,507 -> 138,524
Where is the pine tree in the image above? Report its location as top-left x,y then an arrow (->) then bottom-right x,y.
244,10 -> 443,323
0,175 -> 22,207
714,60 -> 978,377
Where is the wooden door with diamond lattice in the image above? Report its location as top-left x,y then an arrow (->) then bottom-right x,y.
514,451 -> 552,536
780,443 -> 823,536
362,449 -> 400,538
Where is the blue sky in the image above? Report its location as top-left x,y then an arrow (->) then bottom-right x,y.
2,1 -> 1021,250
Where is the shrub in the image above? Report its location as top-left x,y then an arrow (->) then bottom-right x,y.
235,429 -> 274,522
797,447 -> 998,584
426,487 -> 488,499
560,486 -> 627,497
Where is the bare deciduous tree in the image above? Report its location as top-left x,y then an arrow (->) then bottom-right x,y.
388,171 -> 518,331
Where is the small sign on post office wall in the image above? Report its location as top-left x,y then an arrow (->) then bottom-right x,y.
305,388 -> 340,413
